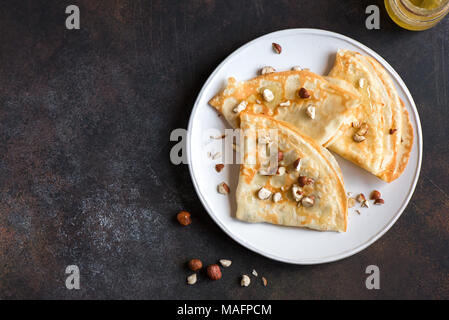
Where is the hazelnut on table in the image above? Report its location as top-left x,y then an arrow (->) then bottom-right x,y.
206,264 -> 222,281
177,211 -> 192,226
187,259 -> 203,271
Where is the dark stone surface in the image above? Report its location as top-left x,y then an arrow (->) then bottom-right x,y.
0,0 -> 447,299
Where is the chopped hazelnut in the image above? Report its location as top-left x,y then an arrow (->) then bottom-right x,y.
298,87 -> 310,99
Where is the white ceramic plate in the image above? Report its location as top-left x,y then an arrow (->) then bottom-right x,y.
187,29 -> 422,264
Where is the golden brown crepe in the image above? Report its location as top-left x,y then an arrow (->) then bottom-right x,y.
327,49 -> 414,182
235,112 -> 348,232
209,70 -> 360,146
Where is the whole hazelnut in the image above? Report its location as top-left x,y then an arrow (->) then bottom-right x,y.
177,211 -> 192,226
370,190 -> 381,200
187,259 -> 203,271
206,264 -> 222,281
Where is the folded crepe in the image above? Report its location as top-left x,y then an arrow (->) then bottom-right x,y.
327,49 -> 413,182
209,70 -> 360,146
235,112 -> 347,232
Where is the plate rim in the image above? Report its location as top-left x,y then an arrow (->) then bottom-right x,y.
186,28 -> 423,265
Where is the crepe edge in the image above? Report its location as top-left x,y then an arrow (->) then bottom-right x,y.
208,70 -> 361,145
365,56 -> 414,182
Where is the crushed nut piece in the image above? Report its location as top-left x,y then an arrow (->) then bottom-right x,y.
262,277 -> 268,287
187,274 -> 197,285
233,100 -> 248,113
260,66 -> 276,75
370,190 -> 381,200
219,259 -> 232,268
298,87 -> 310,99
361,199 -> 370,208
279,101 -> 291,107
241,275 -> 251,287
389,128 -> 398,134
273,192 -> 282,203
352,121 -> 361,129
374,198 -> 385,205
263,88 -> 275,102
306,105 -> 316,119
215,164 -> 224,172
356,193 -> 366,203
291,184 -> 304,202
292,158 -> 301,171
302,196 -> 315,207
355,210 -> 361,215
252,269 -> 258,277
298,176 -> 314,187
212,151 -> 222,160
210,134 -> 226,139
258,187 -> 272,200
276,166 -> 286,176
357,123 -> 369,136
291,66 -> 302,71
347,192 -> 353,197
272,42 -> 282,54
359,78 -> 366,88
217,182 -> 230,195
353,134 -> 366,142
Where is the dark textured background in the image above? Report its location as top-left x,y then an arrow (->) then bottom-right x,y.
0,0 -> 447,300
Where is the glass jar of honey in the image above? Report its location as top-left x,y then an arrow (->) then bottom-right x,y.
385,0 -> 449,30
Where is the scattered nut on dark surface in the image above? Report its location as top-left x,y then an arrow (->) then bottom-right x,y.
177,211 -> 192,226
219,259 -> 232,267
187,274 -> 197,285
262,277 -> 268,287
206,264 -> 222,280
241,274 -> 251,287
187,259 -> 203,271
